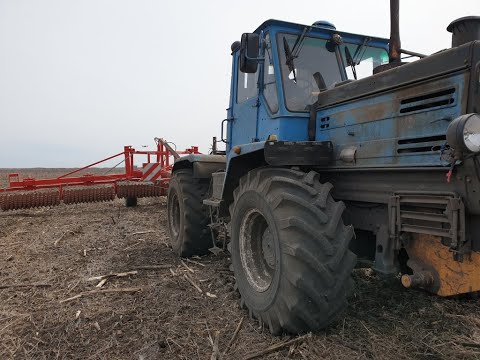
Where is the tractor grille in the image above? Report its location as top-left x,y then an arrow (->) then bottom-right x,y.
399,88 -> 456,114
396,134 -> 446,154
390,192 -> 465,249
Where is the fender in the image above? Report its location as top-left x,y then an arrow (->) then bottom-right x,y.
172,154 -> 226,178
221,140 -> 333,205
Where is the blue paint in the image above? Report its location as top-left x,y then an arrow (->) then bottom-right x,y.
225,19 -> 466,174
227,19 -> 389,160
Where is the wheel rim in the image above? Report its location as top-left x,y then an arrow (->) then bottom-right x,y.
239,208 -> 276,292
169,193 -> 180,238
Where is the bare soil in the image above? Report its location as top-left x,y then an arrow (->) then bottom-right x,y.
1,169 -> 480,360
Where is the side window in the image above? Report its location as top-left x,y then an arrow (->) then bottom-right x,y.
263,33 -> 279,113
237,61 -> 258,103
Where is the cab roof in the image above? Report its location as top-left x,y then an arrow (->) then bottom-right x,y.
254,19 -> 389,46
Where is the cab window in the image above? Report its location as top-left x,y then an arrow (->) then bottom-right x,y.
342,42 -> 389,80
237,62 -> 258,103
263,33 -> 279,113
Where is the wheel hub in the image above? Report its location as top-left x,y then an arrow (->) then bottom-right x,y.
168,193 -> 180,238
239,209 -> 276,292
261,228 -> 275,268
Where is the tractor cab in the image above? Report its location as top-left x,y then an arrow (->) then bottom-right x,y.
226,19 -> 390,154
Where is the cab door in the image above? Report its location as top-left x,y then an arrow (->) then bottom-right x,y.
228,56 -> 259,149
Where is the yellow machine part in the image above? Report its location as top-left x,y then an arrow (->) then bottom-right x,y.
403,234 -> 480,296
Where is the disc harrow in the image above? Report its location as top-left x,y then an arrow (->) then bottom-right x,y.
0,189 -> 60,211
0,138 -> 200,211
117,181 -> 165,199
63,185 -> 116,205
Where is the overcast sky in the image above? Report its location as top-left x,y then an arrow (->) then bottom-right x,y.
0,0 -> 478,168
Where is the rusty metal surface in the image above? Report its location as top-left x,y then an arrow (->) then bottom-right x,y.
388,0 -> 401,63
467,42 -> 480,113
315,42 -> 472,111
372,61 -> 405,74
322,73 -> 465,168
401,270 -> 434,289
404,234 -> 480,296
390,192 -> 465,252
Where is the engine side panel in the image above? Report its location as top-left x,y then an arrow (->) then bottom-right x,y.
315,72 -> 468,168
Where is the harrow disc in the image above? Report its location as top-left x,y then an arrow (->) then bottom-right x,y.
63,185 -> 116,204
117,181 -> 164,199
0,189 -> 60,211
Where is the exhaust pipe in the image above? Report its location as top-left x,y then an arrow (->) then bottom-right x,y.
389,0 -> 401,63
373,0 -> 404,74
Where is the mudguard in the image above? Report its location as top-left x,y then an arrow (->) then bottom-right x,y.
172,154 -> 226,179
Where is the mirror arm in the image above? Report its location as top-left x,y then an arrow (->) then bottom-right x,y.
244,54 -> 265,62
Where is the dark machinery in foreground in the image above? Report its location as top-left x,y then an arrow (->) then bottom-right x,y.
167,1 -> 480,334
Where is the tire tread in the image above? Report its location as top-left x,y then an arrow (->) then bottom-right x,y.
229,167 -> 356,334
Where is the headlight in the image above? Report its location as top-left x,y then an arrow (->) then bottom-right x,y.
446,113 -> 480,157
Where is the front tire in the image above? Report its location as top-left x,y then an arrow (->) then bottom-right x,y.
229,167 -> 356,334
167,169 -> 211,257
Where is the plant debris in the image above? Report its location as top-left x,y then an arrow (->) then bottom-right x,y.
1,169 -> 480,359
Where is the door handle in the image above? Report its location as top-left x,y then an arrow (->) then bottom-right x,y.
221,118 -> 234,143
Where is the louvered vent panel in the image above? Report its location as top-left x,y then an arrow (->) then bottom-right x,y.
399,88 -> 456,114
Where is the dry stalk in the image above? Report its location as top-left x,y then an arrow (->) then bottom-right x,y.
59,287 -> 142,303
53,230 -> 75,246
0,283 -> 51,290
87,271 -> 138,282
223,316 -> 244,355
210,330 -> 220,360
180,259 -> 195,273
122,240 -> 145,251
126,230 -> 156,237
183,274 -> 202,293
243,333 -> 311,360
184,258 -> 206,267
134,265 -> 172,270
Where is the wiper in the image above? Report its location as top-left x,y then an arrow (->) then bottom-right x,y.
283,37 -> 297,83
345,47 -> 357,80
344,37 -> 371,80
283,27 -> 310,83
352,37 -> 370,65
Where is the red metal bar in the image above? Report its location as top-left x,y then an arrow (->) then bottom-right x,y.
156,141 -> 161,163
160,142 -> 165,168
3,174 -> 130,192
57,151 -> 125,179
124,146 -> 132,176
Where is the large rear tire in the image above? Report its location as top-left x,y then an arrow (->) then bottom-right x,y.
229,167 -> 356,334
167,169 -> 211,257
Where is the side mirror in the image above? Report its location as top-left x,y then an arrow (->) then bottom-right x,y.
240,33 -> 259,73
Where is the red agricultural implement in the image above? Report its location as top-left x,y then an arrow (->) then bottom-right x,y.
0,138 -> 200,211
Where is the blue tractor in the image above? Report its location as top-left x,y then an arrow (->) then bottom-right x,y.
167,1 -> 480,334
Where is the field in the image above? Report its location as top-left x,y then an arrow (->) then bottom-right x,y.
1,169 -> 480,359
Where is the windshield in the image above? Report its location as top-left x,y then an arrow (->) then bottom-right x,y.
278,32 -> 389,112
279,33 -> 342,112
